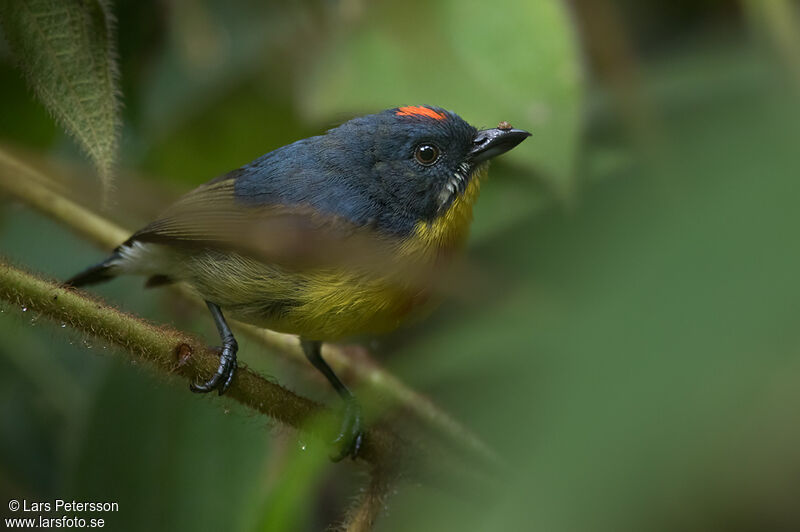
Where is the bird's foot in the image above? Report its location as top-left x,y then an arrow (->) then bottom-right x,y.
190,341 -> 238,395
329,397 -> 364,461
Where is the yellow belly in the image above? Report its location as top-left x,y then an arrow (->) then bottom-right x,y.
256,270 -> 434,339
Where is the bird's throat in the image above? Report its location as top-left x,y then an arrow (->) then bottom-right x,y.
410,164 -> 487,252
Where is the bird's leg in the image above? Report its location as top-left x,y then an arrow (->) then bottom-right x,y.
300,339 -> 364,461
191,301 -> 238,395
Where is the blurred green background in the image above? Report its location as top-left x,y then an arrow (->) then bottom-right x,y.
2,0 -> 800,530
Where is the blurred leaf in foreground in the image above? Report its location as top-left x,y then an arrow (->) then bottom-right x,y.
0,0 -> 120,204
741,0 -> 800,84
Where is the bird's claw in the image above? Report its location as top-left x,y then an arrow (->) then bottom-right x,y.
190,343 -> 238,395
329,397 -> 364,461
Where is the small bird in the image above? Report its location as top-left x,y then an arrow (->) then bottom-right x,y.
66,106 -> 530,459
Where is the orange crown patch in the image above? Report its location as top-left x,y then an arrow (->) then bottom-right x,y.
395,106 -> 446,120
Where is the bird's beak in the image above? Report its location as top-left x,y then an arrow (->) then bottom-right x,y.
469,127 -> 531,164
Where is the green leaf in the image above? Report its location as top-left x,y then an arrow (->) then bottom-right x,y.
0,0 -> 120,204
298,0 -> 584,196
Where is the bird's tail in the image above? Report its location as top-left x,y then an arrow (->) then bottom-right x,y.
64,254 -> 120,288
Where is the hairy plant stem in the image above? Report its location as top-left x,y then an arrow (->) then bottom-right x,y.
0,259 -> 502,499
0,259 -> 398,464
341,467 -> 393,532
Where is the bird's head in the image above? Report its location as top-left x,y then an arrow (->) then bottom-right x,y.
324,106 -> 530,235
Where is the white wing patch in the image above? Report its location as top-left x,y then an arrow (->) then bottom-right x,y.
113,241 -> 178,276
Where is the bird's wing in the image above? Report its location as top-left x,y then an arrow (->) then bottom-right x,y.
125,175 -> 392,271
129,177 -> 241,245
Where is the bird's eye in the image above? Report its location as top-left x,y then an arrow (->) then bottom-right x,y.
414,144 -> 440,166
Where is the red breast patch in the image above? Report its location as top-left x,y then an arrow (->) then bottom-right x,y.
395,106 -> 446,120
